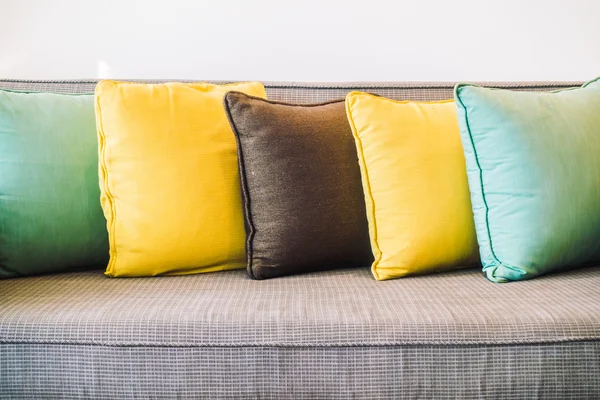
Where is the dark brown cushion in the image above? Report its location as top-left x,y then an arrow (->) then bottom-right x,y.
224,92 -> 373,279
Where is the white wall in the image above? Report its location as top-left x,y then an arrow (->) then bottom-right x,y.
1,0 -> 598,82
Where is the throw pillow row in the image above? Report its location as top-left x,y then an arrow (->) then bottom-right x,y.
0,78 -> 598,282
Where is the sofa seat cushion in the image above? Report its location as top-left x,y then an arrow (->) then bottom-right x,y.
2,267 -> 600,399
1,267 -> 599,347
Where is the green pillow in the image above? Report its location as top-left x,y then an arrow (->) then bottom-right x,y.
455,77 -> 600,282
0,90 -> 108,278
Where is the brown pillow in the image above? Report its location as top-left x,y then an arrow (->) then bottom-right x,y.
224,92 -> 373,279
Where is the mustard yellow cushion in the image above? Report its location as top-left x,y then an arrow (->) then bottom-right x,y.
95,81 -> 266,277
345,92 -> 479,281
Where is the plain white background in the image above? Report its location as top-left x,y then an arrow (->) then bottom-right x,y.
1,0 -> 598,82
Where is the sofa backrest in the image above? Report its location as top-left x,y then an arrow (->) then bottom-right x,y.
0,80 -> 582,103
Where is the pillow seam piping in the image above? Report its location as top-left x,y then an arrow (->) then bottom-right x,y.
223,93 -> 258,279
454,86 -> 503,272
345,94 -> 383,280
95,90 -> 117,277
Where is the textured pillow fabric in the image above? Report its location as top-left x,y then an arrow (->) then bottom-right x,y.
346,92 -> 479,281
0,89 -> 108,278
224,92 -> 372,279
455,77 -> 600,283
95,81 -> 266,277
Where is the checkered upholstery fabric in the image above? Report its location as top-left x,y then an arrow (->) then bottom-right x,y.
0,79 -> 582,102
0,80 -> 596,399
2,342 -> 599,399
1,267 -> 599,398
2,267 -> 600,347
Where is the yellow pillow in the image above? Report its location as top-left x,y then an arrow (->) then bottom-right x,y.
95,81 -> 266,277
345,92 -> 479,281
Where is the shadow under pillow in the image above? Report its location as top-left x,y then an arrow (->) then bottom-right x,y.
224,92 -> 373,279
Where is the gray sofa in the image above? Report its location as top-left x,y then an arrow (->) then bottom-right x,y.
1,80 -> 599,399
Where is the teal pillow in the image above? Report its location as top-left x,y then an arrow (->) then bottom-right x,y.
0,90 -> 108,278
454,77 -> 600,282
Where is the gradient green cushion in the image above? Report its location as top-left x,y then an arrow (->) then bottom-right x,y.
0,90 -> 108,278
455,77 -> 600,282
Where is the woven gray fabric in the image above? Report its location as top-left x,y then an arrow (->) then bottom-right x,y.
1,267 -> 599,346
0,79 -> 583,102
2,342 -> 599,399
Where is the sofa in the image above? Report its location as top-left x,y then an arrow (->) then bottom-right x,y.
0,79 -> 599,399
